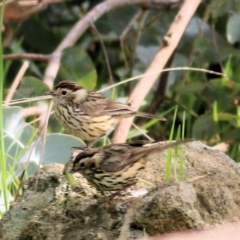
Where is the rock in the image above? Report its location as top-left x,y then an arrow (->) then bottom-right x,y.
1,141 -> 240,240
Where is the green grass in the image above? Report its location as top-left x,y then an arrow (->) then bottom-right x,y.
165,106 -> 178,180
180,111 -> 186,180
0,0 -> 9,212
165,107 -> 187,181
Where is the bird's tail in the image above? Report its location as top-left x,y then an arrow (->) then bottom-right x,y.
130,138 -> 194,164
135,111 -> 166,121
145,138 -> 194,152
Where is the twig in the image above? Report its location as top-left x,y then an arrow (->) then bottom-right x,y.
97,67 -> 225,94
129,10 -> 148,74
132,123 -> 154,141
182,5 -> 211,84
2,95 -> 52,106
138,55 -> 174,126
15,104 -> 51,199
43,0 -> 181,89
3,53 -> 51,62
117,207 -> 135,240
4,61 -> 29,106
120,10 -> 142,71
18,0 -> 62,6
34,102 -> 53,192
90,23 -> 114,84
210,21 -> 225,76
22,105 -> 49,136
112,0 -> 202,143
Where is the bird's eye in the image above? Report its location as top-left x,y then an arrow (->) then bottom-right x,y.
61,90 -> 67,95
80,162 -> 85,168
90,163 -> 95,168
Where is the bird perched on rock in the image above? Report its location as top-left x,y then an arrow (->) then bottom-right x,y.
45,80 -> 166,145
64,139 -> 193,192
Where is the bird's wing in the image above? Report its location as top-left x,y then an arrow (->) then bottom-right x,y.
76,90 -> 135,116
103,100 -> 136,116
99,144 -> 133,172
79,93 -> 165,120
78,91 -> 109,115
95,100 -> 166,120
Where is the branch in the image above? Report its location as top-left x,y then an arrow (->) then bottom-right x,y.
112,0 -> 202,143
4,53 -> 51,61
22,105 -> 49,138
43,0 -> 181,89
4,61 -> 29,106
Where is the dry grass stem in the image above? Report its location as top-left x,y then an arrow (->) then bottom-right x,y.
4,61 -> 29,106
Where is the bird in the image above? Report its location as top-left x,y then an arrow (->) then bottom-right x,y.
64,139 -> 193,192
45,80 -> 166,146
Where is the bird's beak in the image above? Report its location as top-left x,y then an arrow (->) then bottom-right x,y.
44,91 -> 54,96
63,161 -> 75,175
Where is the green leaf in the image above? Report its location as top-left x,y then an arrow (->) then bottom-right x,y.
107,7 -> 138,36
3,106 -> 36,146
178,82 -> 205,95
20,18 -> 57,53
3,106 -> 36,172
227,14 -> 240,44
211,1 -> 239,18
59,47 -> 97,90
17,134 -> 85,176
13,77 -> 50,100
192,114 -> 215,139
217,112 -> 239,125
41,133 -> 85,165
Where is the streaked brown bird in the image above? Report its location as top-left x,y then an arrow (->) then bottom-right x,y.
64,139 -> 193,192
45,80 -> 166,145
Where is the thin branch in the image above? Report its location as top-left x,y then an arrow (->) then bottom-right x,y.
120,10 -> 142,71
138,55 -> 174,125
15,103 -> 51,199
4,61 -> 29,106
22,105 -> 49,135
34,102 -> 53,192
43,0 -> 181,89
90,23 -> 114,85
3,53 -> 51,62
79,6 -> 114,84
97,67 -> 225,93
112,0 -> 202,143
210,21 -> 225,75
129,10 -> 148,74
2,95 -> 51,106
18,0 -> 63,5
132,123 -> 154,141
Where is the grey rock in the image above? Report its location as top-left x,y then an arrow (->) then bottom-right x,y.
1,141 -> 240,240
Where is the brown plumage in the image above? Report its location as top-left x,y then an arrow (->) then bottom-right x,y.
45,80 -> 166,143
64,139 -> 193,192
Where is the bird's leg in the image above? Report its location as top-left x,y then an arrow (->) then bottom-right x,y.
97,188 -> 132,205
97,191 -> 124,205
71,134 -> 106,150
87,134 -> 106,148
108,190 -> 129,199
71,137 -> 103,150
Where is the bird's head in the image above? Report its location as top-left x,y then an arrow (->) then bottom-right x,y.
69,150 -> 100,175
45,80 -> 88,105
